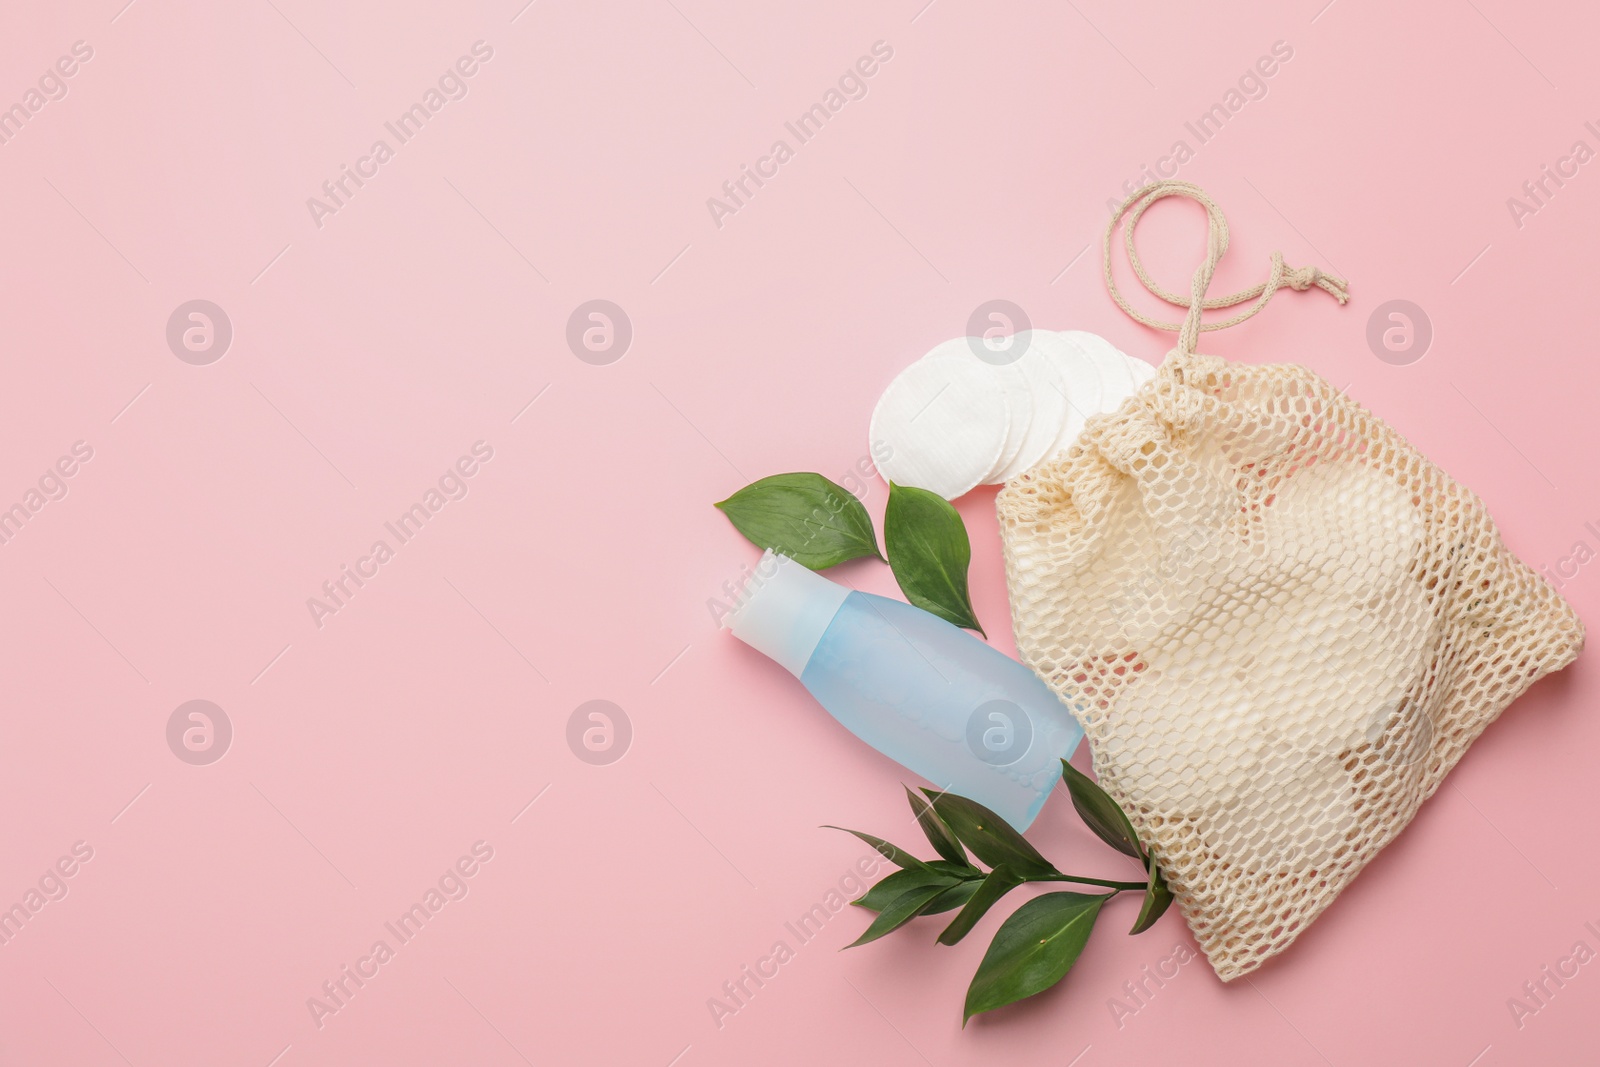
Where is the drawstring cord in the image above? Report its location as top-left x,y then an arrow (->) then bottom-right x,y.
1101,181 -> 1348,358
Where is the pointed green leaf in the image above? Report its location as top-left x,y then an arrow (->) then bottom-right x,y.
845,883 -> 949,948
884,483 -> 984,634
852,867 -> 959,913
922,790 -> 1056,878
1129,852 -> 1174,935
922,879 -> 984,915
824,827 -> 933,872
715,473 -> 882,570
1060,758 -> 1143,860
937,866 -> 1025,945
963,892 -> 1109,1024
906,785 -> 968,867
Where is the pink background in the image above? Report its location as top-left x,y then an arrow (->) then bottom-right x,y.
2,0 -> 1596,1063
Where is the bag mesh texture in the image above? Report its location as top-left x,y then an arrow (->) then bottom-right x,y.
997,350 -> 1583,980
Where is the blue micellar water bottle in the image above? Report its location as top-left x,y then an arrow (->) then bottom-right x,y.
725,552 -> 1084,830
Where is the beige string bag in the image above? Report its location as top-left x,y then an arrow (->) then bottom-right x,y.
997,181 -> 1584,981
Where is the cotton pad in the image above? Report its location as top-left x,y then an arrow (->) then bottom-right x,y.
927,337 -> 1033,484
1125,352 -> 1157,388
1038,331 -> 1103,423
1030,332 -> 1100,467
980,352 -> 1036,483
1064,330 -> 1136,414
991,343 -> 1069,483
870,342 -> 1009,499
870,330 -> 1159,496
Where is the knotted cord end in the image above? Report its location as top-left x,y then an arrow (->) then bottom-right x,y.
1285,263 -> 1349,304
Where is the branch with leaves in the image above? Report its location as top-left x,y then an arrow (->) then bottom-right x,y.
717,471 -> 1176,1018
832,760 -> 1173,1024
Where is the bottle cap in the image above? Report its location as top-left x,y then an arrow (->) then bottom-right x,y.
723,551 -> 850,678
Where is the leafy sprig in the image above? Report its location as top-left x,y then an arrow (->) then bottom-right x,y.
716,475 -> 1175,1017
835,761 -> 1174,1024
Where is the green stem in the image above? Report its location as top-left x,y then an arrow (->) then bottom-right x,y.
1035,873 -> 1144,892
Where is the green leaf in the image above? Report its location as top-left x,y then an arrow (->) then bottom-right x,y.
937,866 -> 1025,945
963,892 -> 1109,1024
845,883 -> 950,948
1129,852 -> 1174,935
714,473 -> 882,570
1060,758 -> 1143,861
884,483 -> 984,634
906,785 -> 968,867
824,827 -> 934,872
922,879 -> 984,915
852,867 -> 959,913
922,790 -> 1056,878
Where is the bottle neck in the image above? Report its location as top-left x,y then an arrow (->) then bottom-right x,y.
723,552 -> 851,677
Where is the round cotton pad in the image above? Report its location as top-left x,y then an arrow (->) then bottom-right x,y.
1064,330 -> 1136,415
922,341 -> 1033,482
1125,352 -> 1157,388
1033,331 -> 1102,463
980,355 -> 1036,483
870,344 -> 1009,499
1039,331 -> 1102,424
992,342 -> 1069,483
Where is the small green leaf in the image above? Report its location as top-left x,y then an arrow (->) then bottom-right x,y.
922,790 -> 1056,878
845,883 -> 950,948
824,827 -> 935,872
1129,852 -> 1174,935
922,880 -> 984,915
853,868 -> 959,913
1060,758 -> 1143,860
884,483 -> 984,634
906,785 -> 968,867
963,892 -> 1109,1024
937,866 -> 1025,945
715,473 -> 882,570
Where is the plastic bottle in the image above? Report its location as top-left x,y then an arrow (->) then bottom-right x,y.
724,551 -> 1084,830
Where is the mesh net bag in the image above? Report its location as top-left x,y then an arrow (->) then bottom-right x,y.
997,182 -> 1584,981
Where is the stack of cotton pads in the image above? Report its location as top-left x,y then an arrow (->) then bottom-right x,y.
870,330 -> 1156,499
